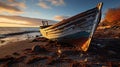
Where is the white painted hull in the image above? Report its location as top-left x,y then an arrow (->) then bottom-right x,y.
40,3 -> 103,51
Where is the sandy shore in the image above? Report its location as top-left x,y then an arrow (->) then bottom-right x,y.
0,40 -> 47,58
0,38 -> 120,67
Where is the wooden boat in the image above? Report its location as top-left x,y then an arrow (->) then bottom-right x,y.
40,2 -> 103,51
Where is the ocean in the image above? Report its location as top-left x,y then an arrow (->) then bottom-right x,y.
0,27 -> 40,34
0,27 -> 41,46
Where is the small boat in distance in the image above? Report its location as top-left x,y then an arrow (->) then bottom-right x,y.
40,2 -> 103,51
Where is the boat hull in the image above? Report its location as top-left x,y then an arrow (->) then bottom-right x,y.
40,26 -> 92,51
56,31 -> 90,41
54,31 -> 91,51
40,3 -> 103,51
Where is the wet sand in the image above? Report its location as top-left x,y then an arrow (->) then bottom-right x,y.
0,40 -> 47,58
0,37 -> 120,67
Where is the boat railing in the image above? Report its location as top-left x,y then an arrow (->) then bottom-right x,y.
40,20 -> 52,29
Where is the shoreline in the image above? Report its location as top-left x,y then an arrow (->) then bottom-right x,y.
0,31 -> 40,39
0,32 -> 41,47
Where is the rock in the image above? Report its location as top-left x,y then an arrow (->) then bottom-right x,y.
32,45 -> 41,52
32,45 -> 48,53
35,35 -> 39,38
0,40 -> 5,43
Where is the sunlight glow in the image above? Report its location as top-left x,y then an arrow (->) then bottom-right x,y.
0,17 -> 37,27
0,23 -> 33,27
81,38 -> 91,51
0,17 -> 29,24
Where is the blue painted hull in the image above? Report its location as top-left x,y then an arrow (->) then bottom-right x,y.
57,31 -> 90,41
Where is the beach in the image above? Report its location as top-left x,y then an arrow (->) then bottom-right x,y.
0,40 -> 47,58
0,0 -> 120,66
0,37 -> 120,67
0,27 -> 120,67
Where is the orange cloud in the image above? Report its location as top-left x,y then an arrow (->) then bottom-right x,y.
0,0 -> 26,14
0,22 -> 31,27
8,0 -> 26,8
0,15 -> 56,27
10,2 -> 26,9
0,2 -> 23,14
54,15 -> 69,21
38,1 -> 51,9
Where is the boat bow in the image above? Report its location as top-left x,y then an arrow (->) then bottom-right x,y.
40,2 -> 103,51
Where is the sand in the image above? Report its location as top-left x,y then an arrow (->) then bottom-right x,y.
0,40 -> 47,58
0,38 -> 119,67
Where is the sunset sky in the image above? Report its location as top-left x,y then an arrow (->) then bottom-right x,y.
0,0 -> 120,27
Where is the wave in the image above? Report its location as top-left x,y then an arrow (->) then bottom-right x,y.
0,27 -> 40,38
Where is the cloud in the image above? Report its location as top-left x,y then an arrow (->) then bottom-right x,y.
8,0 -> 26,8
48,0 -> 65,6
0,1 -> 23,14
54,15 -> 69,21
0,15 -> 56,27
0,0 -> 26,14
38,1 -> 51,9
7,0 -> 26,8
10,2 -> 26,9
38,0 -> 65,9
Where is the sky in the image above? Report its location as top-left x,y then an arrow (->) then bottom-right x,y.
0,0 -> 120,27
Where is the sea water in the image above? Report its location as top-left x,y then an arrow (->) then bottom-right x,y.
0,27 -> 41,46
